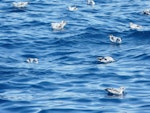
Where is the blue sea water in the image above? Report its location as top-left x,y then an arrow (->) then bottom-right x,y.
0,0 -> 150,113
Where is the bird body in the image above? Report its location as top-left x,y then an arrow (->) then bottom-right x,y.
105,87 -> 125,95
98,56 -> 115,63
68,6 -> 78,11
109,35 -> 122,44
143,9 -> 150,15
51,21 -> 67,30
87,0 -> 95,6
12,2 -> 28,8
26,58 -> 38,64
129,22 -> 142,30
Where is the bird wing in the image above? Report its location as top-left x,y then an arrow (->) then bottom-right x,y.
105,88 -> 121,95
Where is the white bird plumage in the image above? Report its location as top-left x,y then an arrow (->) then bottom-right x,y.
12,2 -> 28,8
129,22 -> 142,30
105,87 -> 125,95
68,6 -> 78,11
87,0 -> 95,6
143,9 -> 150,15
51,21 -> 67,30
26,58 -> 38,64
98,56 -> 115,63
109,34 -> 122,44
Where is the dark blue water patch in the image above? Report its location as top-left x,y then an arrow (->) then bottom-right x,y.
126,97 -> 141,102
133,53 -> 150,61
128,30 -> 150,39
73,98 -> 93,103
99,98 -> 124,104
85,27 -> 100,33
0,81 -> 31,90
82,8 -> 101,14
0,56 -> 18,63
43,38 -> 78,48
39,109 -> 96,113
24,68 -> 54,76
4,105 -> 41,113
139,104 -> 150,112
72,32 -> 110,45
0,43 -> 17,49
1,39 -> 13,44
1,5 -> 27,13
133,80 -> 150,84
9,8 -> 28,12
21,20 -> 48,27
29,2 -> 58,8
0,66 -> 20,75
21,54 -> 39,59
16,107 -> 42,113
33,39 -> 62,49
140,104 -> 150,108
0,98 -> 11,104
112,75 -> 133,81
119,49 -> 149,61
52,56 -> 84,65
0,83 -> 13,90
30,81 -> 67,91
49,51 -> 78,58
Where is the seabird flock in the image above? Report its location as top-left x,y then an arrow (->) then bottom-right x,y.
11,0 -> 149,96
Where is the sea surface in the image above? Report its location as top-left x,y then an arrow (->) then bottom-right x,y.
0,0 -> 150,113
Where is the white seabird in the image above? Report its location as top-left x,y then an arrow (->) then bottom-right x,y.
129,22 -> 142,30
98,56 -> 115,63
87,0 -> 95,6
143,9 -> 150,15
12,2 -> 28,8
33,58 -> 39,64
26,58 -> 38,64
109,34 -> 122,44
68,6 -> 78,11
105,87 -> 125,95
51,21 -> 67,30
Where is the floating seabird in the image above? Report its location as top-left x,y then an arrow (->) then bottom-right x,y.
12,2 -> 28,8
129,22 -> 142,30
87,0 -> 95,6
68,6 -> 78,11
105,87 -> 125,95
109,34 -> 122,44
51,21 -> 67,30
33,58 -> 39,63
143,9 -> 150,15
98,56 -> 115,63
26,58 -> 38,64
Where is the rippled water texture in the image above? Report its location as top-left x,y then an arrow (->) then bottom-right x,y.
0,0 -> 150,113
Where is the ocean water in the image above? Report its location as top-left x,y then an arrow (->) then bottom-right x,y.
0,0 -> 150,113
